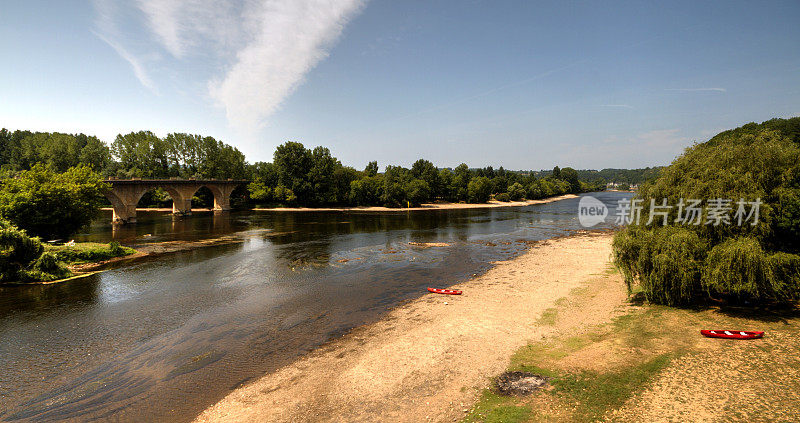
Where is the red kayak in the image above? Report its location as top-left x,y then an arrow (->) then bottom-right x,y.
428,287 -> 462,295
700,330 -> 764,340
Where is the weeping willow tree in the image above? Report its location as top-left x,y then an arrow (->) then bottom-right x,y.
613,117 -> 800,305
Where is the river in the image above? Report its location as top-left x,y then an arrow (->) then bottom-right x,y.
0,192 -> 631,422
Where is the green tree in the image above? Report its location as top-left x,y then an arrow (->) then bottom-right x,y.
405,179 -> 431,206
0,164 -> 110,240
308,146 -> 340,205
451,163 -> 472,202
364,161 -> 379,177
273,141 -> 313,203
381,165 -> 408,207
467,176 -> 492,203
507,182 -> 526,201
613,117 -> 800,305
78,135 -> 111,171
560,167 -> 581,193
350,175 -> 383,206
411,159 -> 440,199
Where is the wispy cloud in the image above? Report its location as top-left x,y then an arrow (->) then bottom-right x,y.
92,0 -> 157,93
135,0 -> 243,58
600,104 -> 634,109
209,0 -> 366,131
665,88 -> 726,92
94,31 -> 157,93
93,0 -> 366,131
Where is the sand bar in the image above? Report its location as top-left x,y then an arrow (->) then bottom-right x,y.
195,231 -> 620,423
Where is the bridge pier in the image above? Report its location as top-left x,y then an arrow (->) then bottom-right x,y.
103,179 -> 246,224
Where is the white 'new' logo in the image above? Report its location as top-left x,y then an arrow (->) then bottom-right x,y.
578,196 -> 607,227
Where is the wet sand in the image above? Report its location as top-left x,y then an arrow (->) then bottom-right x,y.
194,231 -> 616,423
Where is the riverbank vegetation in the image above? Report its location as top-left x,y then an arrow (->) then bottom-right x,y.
2,127 -> 616,211
249,142 -> 603,208
0,164 -> 109,240
0,219 -> 134,284
613,117 -> 800,305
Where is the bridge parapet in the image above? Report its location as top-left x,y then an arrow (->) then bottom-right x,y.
103,179 -> 248,224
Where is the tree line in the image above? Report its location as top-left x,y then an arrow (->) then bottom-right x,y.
248,141 -> 603,208
0,129 -> 247,179
1,129 -> 608,210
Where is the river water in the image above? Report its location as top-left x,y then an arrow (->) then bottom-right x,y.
0,192 -> 631,422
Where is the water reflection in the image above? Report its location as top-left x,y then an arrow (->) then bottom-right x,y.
0,192 -> 630,422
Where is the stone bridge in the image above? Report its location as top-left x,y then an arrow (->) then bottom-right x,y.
104,178 -> 248,223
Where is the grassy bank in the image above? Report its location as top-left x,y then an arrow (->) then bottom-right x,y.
0,241 -> 137,284
44,241 -> 136,266
463,269 -> 800,422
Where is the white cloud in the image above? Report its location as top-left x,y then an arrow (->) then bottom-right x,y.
137,1 -> 184,57
135,0 -> 244,58
665,88 -> 726,92
94,31 -> 157,93
92,0 -> 157,92
93,0 -> 365,131
209,0 -> 366,131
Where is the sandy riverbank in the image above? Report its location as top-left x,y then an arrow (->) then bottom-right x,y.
99,194 -> 577,214
194,231 -> 622,423
252,194 -> 578,212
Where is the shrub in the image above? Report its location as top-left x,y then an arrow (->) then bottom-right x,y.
21,252 -> 70,282
0,219 -> 72,282
495,192 -> 511,202
0,220 -> 44,281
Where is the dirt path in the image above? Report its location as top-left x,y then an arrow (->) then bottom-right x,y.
194,232 -> 622,423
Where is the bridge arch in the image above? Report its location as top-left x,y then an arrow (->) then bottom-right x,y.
103,179 -> 247,224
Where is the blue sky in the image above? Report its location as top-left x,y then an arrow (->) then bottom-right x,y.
1,1 -> 799,170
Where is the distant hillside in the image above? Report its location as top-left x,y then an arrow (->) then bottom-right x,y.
533,167 -> 663,185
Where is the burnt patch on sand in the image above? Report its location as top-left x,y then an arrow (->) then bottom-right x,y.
496,371 -> 549,395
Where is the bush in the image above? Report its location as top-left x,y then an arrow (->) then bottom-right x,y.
0,220 -> 44,281
21,252 -> 70,282
350,175 -> 383,206
495,192 -> 511,202
0,219 -> 72,282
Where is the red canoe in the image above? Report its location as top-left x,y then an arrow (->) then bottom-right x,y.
700,330 -> 764,340
428,287 -> 462,295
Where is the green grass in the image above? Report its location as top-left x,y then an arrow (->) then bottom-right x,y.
464,302 -> 686,423
462,391 -> 531,423
536,307 -> 559,326
547,353 -> 674,422
44,241 -> 136,265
